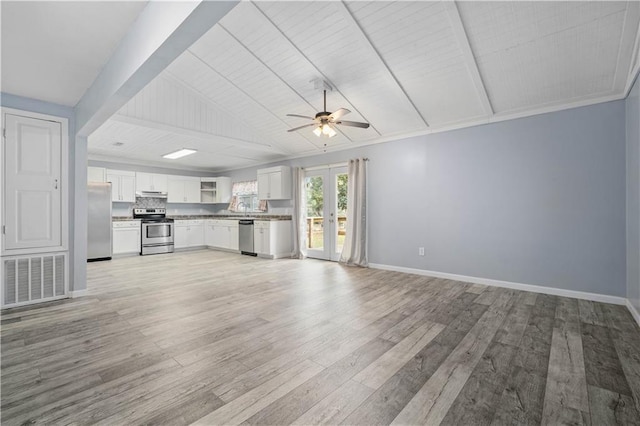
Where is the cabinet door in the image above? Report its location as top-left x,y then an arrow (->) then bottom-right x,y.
184,180 -> 201,203
174,225 -> 189,248
212,225 -> 227,248
106,173 -> 120,201
120,175 -> 136,202
188,224 -> 204,247
153,174 -> 168,193
216,177 -> 232,203
4,114 -> 62,250
257,173 -> 270,200
167,179 -> 184,203
228,226 -> 239,251
88,167 -> 106,183
268,172 -> 282,199
204,224 -> 215,246
254,227 -> 265,255
113,228 -> 140,254
135,172 -> 153,192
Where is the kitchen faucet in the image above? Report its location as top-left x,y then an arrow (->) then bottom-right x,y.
237,201 -> 249,216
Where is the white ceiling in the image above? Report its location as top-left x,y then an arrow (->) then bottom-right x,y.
1,1 -> 147,106
2,1 -> 638,172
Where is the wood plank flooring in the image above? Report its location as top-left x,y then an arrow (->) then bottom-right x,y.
2,249 -> 640,425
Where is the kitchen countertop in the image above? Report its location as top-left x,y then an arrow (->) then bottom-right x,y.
112,215 -> 292,222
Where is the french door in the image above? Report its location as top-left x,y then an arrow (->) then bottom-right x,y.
304,166 -> 348,261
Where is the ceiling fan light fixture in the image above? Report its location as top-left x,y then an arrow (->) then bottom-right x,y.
313,126 -> 322,137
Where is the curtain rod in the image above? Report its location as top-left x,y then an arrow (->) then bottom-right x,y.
302,158 -> 369,171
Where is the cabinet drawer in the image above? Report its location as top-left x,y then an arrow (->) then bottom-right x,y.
113,221 -> 140,228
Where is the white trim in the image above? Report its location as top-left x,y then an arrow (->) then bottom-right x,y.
70,290 -> 88,298
369,263 -> 628,305
627,299 -> 640,327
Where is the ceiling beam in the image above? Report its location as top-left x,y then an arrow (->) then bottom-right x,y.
444,2 -> 494,116
109,114 -> 287,155
75,1 -> 239,137
335,1 -> 430,128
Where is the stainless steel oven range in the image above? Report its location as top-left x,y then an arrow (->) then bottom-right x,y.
133,208 -> 174,255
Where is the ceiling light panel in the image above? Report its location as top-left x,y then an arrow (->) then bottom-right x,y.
162,148 -> 197,159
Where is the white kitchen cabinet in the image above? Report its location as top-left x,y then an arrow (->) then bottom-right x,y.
175,220 -> 205,249
254,220 -> 292,259
200,177 -> 232,204
168,176 -> 200,203
135,172 -> 168,193
3,112 -> 64,251
205,220 -> 239,251
106,170 -> 136,202
88,167 -> 106,183
257,166 -> 291,200
112,221 -> 140,254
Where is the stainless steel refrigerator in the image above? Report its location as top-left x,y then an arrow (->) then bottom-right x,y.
87,182 -> 113,261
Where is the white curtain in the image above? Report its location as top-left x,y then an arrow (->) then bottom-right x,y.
291,167 -> 307,259
340,158 -> 368,267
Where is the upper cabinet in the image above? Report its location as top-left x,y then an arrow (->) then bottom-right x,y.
200,177 -> 231,204
106,170 -> 136,202
135,172 -> 168,193
257,166 -> 292,200
167,176 -> 200,203
88,167 -> 106,183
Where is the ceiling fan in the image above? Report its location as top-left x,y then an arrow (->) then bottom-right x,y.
287,90 -> 370,138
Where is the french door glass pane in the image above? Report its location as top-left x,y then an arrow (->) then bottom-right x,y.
336,173 -> 348,254
305,176 -> 324,250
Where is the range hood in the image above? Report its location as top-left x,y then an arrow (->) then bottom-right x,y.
136,191 -> 168,199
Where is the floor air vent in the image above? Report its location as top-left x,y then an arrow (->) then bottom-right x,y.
2,253 -> 67,307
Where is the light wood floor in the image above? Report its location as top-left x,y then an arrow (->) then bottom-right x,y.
2,250 -> 640,425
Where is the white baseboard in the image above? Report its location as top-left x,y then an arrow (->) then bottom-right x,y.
369,263 -> 627,305
626,299 -> 640,327
69,289 -> 88,298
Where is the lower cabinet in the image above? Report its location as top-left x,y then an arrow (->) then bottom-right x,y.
175,220 -> 204,249
254,220 -> 292,258
204,220 -> 239,251
112,221 -> 141,254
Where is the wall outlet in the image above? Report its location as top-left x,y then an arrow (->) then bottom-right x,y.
419,247 -> 425,256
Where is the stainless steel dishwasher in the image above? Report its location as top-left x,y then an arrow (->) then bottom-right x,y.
239,219 -> 256,256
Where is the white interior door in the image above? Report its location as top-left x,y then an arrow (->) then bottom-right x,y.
304,166 -> 348,261
3,113 -> 62,250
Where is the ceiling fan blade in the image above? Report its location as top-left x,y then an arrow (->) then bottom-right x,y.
287,123 -> 317,132
329,108 -> 350,121
286,113 -> 315,120
336,120 -> 370,129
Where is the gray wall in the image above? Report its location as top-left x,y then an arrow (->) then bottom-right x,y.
0,93 -> 83,291
222,100 -> 628,297
627,75 -> 640,312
